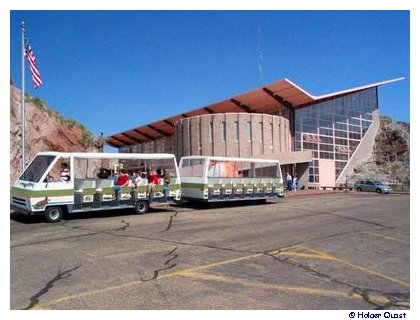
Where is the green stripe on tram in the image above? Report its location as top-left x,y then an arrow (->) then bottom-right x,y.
181,183 -> 207,190
10,187 -> 73,197
11,183 -> 182,199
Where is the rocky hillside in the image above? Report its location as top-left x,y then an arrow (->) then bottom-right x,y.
10,85 -> 104,184
349,116 -> 410,187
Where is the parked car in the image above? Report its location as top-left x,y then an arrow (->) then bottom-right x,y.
353,180 -> 393,194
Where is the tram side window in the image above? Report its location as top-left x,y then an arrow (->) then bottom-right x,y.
74,158 -> 107,180
207,161 -> 242,178
180,159 -> 204,177
254,163 -> 280,178
44,157 -> 71,182
74,158 -> 88,180
240,162 -> 253,178
240,162 -> 279,178
148,158 -> 178,179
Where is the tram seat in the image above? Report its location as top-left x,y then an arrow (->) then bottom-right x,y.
136,178 -> 148,186
74,179 -> 97,191
95,178 -> 113,189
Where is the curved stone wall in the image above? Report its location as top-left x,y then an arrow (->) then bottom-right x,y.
174,113 -> 291,160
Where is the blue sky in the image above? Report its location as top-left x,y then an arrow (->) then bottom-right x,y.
10,11 -> 409,149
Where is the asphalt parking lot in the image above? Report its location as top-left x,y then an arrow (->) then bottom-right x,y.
10,192 -> 410,310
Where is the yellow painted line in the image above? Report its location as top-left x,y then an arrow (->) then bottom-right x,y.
34,250 -> 269,309
296,245 -> 409,288
278,252 -> 334,260
177,252 -> 264,273
180,271 -> 362,300
361,231 -> 410,245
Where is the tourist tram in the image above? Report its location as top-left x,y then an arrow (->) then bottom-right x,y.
179,156 -> 284,202
11,152 -> 283,222
10,152 -> 181,222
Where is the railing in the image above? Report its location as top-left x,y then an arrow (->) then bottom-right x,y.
384,180 -> 410,192
297,180 -> 409,193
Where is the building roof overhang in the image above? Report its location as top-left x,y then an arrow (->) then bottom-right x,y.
106,77 -> 404,148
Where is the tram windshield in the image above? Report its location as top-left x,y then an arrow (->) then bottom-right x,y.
19,155 -> 56,182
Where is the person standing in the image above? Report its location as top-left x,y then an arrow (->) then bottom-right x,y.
292,173 -> 298,192
286,172 -> 292,192
162,169 -> 171,202
112,171 -> 121,199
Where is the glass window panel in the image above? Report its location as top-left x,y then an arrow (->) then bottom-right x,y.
320,144 -> 334,152
335,130 -> 348,138
319,127 -> 333,136
319,136 -> 333,144
209,122 -> 214,143
335,115 -> 348,123
363,113 -> 373,121
362,119 -> 372,128
335,122 -> 347,130
320,152 -> 334,159
349,117 -> 361,125
335,153 -> 349,160
349,140 -> 359,147
222,121 -> 226,142
335,138 -> 347,145
349,132 -> 361,140
349,125 -> 361,133
235,121 -> 239,141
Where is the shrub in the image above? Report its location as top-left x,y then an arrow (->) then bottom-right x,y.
31,97 -> 46,111
81,131 -> 94,147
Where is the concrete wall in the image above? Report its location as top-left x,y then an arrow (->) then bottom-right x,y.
296,162 -> 310,189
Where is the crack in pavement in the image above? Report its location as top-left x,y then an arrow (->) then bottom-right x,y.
322,212 -> 393,230
120,220 -> 130,231
141,247 -> 178,281
12,197 -> 408,309
290,206 -> 394,230
12,204 -> 392,250
163,246 -> 178,257
164,254 -> 179,266
161,211 -> 178,232
12,219 -> 386,264
264,252 -> 409,309
162,216 -> 174,232
23,264 -> 81,310
11,221 -> 131,248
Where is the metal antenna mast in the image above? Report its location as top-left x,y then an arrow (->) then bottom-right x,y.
258,26 -> 263,83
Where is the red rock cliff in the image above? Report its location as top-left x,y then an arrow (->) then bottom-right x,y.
10,85 -> 104,184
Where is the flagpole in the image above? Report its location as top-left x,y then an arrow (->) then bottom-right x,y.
21,21 -> 26,173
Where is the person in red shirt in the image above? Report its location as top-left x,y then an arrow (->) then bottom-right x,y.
147,170 -> 159,185
117,169 -> 130,186
147,169 -> 159,202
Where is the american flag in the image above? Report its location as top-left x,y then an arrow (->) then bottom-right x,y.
23,28 -> 42,89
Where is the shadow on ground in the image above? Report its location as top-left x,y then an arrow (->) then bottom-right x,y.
10,206 -> 175,224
